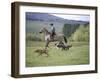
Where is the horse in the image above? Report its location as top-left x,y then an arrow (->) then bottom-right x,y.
39,27 -> 67,49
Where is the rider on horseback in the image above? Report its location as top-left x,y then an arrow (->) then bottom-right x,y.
50,23 -> 56,40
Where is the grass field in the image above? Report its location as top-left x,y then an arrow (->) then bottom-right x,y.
26,41 -> 89,67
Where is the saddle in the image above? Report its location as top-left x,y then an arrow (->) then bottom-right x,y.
50,32 -> 56,41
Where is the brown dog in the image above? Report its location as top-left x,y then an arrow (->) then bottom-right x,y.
34,49 -> 49,57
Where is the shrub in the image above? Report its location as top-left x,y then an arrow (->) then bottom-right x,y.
26,33 -> 42,41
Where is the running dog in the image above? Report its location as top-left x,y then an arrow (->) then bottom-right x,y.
34,49 -> 49,57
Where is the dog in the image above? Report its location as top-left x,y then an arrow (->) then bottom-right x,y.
55,41 -> 72,50
34,49 -> 49,57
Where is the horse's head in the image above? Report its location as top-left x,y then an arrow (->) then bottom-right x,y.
39,27 -> 50,35
39,27 -> 45,33
39,31 -> 42,33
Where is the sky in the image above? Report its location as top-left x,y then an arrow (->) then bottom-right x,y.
51,14 -> 90,21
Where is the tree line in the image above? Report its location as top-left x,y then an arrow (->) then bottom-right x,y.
62,23 -> 89,42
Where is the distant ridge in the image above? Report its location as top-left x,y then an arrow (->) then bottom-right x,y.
26,12 -> 89,25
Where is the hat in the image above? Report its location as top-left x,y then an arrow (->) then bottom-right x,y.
50,23 -> 53,26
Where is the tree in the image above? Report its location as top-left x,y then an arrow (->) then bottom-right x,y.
72,24 -> 89,42
62,23 -> 79,38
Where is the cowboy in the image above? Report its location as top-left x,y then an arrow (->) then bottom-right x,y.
50,23 -> 56,40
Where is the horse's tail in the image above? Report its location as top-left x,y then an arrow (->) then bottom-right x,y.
63,36 -> 67,43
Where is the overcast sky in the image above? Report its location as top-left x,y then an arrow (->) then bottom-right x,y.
51,14 -> 90,21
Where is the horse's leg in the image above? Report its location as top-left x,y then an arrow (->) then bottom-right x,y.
45,52 -> 49,57
63,36 -> 67,43
45,40 -> 49,49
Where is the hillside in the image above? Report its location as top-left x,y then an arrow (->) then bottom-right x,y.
26,12 -> 89,33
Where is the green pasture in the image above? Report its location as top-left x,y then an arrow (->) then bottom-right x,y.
26,41 -> 89,67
